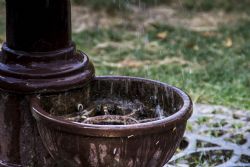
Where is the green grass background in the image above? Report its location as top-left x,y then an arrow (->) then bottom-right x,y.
0,0 -> 249,110
74,22 -> 250,110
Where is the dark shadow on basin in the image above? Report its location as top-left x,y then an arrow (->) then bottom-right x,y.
30,76 -> 193,167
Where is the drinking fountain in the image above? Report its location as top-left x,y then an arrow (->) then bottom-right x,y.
0,0 -> 192,167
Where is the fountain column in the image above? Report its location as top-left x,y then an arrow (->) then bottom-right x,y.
6,0 -> 72,52
0,0 -> 95,166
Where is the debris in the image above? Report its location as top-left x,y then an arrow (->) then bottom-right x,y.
157,32 -> 168,40
224,37 -> 233,48
127,135 -> 134,138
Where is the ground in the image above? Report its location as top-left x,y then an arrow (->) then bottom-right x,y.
168,104 -> 250,167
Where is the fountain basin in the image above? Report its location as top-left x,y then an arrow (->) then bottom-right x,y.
30,76 -> 192,167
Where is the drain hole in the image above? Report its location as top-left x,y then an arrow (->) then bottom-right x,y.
240,154 -> 250,163
203,130 -> 225,137
224,134 -> 247,145
196,140 -> 219,148
179,138 -> 189,150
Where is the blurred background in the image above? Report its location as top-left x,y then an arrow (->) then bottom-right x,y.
0,0 -> 249,110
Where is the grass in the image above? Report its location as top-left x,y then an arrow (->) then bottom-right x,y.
0,1 -> 249,110
0,1 -> 5,42
72,0 -> 250,13
73,20 -> 250,110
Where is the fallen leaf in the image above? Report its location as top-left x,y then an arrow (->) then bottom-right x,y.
224,37 -> 233,48
201,31 -> 217,37
120,58 -> 147,68
156,32 -> 168,40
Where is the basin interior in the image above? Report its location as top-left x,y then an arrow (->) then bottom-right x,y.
39,77 -> 184,125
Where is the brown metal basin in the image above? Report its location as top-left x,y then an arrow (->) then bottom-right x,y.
30,76 -> 192,167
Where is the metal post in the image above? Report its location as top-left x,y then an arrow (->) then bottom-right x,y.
0,0 -> 95,166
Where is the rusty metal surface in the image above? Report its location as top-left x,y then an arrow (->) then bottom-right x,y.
166,104 -> 250,167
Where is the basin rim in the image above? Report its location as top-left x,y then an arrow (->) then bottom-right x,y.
31,76 -> 193,137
